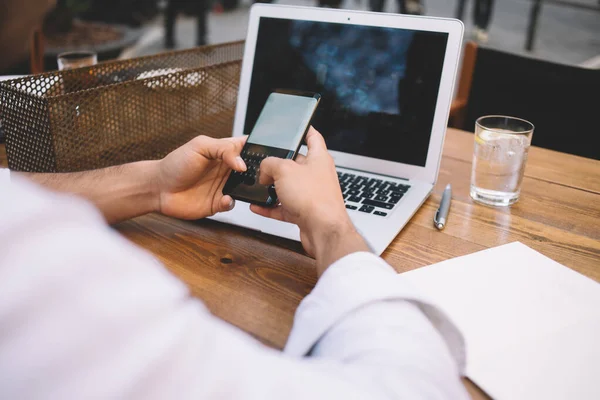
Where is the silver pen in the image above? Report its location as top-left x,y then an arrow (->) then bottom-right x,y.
434,184 -> 452,230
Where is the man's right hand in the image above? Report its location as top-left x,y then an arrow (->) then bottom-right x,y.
250,127 -> 370,276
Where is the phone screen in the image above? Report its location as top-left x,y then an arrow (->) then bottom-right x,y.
223,91 -> 320,206
248,92 -> 319,150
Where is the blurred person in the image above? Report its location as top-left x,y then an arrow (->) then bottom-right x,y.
0,128 -> 467,399
0,0 -> 56,74
369,0 -> 424,15
456,0 -> 495,43
81,0 -> 161,28
165,0 -> 208,49
472,0 -> 494,43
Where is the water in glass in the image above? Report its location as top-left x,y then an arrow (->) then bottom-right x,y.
470,128 -> 530,206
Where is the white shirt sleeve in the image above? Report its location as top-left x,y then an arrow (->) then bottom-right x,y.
0,167 -> 9,184
0,178 -> 467,400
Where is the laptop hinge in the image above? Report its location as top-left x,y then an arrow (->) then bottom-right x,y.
335,165 -> 409,181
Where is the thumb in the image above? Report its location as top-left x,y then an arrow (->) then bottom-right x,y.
221,141 -> 247,172
195,136 -> 247,172
259,157 -> 294,186
305,127 -> 328,158
215,195 -> 236,214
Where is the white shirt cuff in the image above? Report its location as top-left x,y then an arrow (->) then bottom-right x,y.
284,251 -> 466,375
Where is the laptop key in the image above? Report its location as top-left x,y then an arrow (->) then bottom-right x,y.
361,192 -> 375,200
348,195 -> 362,203
359,205 -> 374,213
390,185 -> 408,193
375,194 -> 388,202
362,199 -> 394,210
374,211 -> 387,216
388,196 -> 402,204
346,204 -> 358,210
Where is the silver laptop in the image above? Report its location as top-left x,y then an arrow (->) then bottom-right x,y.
211,5 -> 464,255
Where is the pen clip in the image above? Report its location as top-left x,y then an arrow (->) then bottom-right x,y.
433,208 -> 440,225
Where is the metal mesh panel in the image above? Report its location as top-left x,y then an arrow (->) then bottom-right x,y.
0,41 -> 243,172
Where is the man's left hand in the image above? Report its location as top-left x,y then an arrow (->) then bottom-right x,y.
157,135 -> 247,220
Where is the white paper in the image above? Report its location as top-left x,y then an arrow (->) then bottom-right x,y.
403,242 -> 600,400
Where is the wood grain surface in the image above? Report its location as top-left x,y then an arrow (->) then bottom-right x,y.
1,128 -> 598,399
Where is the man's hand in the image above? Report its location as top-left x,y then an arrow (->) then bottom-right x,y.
21,135 -> 247,224
157,135 -> 247,220
250,128 -> 370,275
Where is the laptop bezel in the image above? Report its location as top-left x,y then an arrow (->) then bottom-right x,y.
232,4 -> 464,185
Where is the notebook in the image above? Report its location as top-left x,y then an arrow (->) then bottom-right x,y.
403,242 -> 600,400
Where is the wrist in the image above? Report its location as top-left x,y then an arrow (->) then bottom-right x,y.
124,160 -> 161,217
142,160 -> 162,214
311,218 -> 370,276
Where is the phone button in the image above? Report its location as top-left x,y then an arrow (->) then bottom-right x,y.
268,184 -> 277,199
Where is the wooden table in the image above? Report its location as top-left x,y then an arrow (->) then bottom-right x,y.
2,128 -> 599,399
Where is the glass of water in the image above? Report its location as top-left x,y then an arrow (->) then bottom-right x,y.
470,116 -> 534,206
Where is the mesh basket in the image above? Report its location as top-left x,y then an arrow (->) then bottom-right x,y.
0,41 -> 243,172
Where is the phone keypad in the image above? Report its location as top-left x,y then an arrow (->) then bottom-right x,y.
231,151 -> 268,186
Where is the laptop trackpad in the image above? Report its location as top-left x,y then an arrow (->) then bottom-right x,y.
208,202 -> 301,241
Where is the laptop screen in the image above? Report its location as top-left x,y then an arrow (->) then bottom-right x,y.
245,17 -> 449,167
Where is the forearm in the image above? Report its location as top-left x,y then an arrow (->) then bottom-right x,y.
19,160 -> 160,224
286,252 -> 468,399
312,220 -> 371,276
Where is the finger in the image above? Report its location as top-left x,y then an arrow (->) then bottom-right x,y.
258,157 -> 293,185
228,135 -> 248,152
305,127 -> 328,158
295,153 -> 307,165
216,195 -> 236,213
191,135 -> 247,155
226,136 -> 248,171
194,136 -> 247,172
222,141 -> 247,172
250,204 -> 286,222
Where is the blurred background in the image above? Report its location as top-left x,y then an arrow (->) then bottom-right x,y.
131,0 -> 599,66
1,0 -> 598,76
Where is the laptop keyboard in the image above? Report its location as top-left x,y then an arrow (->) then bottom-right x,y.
337,170 -> 410,217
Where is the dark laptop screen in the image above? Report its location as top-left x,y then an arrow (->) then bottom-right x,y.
245,17 -> 449,167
